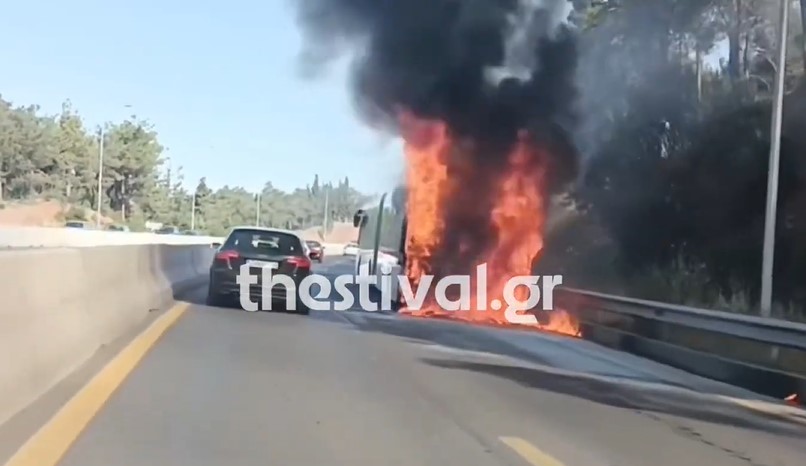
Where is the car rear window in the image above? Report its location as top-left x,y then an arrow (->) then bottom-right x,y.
306,241 -> 321,247
224,229 -> 303,255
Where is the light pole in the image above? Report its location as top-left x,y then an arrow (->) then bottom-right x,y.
191,192 -> 197,231
760,0 -> 789,317
66,168 -> 76,199
95,126 -> 105,228
255,192 -> 261,226
322,189 -> 329,237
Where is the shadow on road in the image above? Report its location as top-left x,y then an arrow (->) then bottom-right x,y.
420,357 -> 806,438
180,255 -> 806,436
341,312 -> 573,365
331,310 -> 806,436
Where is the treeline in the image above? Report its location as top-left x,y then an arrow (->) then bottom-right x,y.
194,175 -> 371,237
536,0 -> 806,318
0,99 -> 371,237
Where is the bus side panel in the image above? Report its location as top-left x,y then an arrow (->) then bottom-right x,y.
353,189 -> 407,307
375,261 -> 403,311
356,250 -> 373,277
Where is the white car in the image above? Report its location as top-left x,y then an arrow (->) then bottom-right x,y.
343,242 -> 359,255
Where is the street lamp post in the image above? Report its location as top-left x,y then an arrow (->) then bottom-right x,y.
95,126 -> 105,228
121,174 -> 130,222
322,189 -> 329,235
759,0 -> 789,317
191,192 -> 197,231
255,192 -> 261,226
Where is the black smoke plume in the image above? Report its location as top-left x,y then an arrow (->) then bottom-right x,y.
294,0 -> 580,276
295,0 -> 579,169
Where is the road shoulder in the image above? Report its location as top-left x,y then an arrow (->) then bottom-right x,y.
0,300 -> 190,466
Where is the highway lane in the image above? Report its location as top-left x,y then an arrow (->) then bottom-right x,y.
11,256 -> 806,466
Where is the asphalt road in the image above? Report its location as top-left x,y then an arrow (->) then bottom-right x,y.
29,257 -> 806,465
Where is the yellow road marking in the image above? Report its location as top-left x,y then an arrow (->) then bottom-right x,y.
3,302 -> 191,466
500,436 -> 566,466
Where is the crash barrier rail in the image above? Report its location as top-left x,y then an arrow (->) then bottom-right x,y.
0,244 -> 214,427
555,287 -> 806,402
0,226 -> 223,248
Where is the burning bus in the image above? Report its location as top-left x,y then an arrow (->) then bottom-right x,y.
352,186 -> 407,310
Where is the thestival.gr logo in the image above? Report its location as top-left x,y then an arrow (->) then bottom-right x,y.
234,263 -> 563,324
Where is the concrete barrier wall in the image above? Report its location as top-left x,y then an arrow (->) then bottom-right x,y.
0,226 -> 223,248
0,244 -> 213,426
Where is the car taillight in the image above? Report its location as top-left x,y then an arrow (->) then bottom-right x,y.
214,250 -> 239,265
287,256 -> 311,269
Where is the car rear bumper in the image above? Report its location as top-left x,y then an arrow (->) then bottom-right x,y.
210,281 -> 290,299
209,269 -> 304,302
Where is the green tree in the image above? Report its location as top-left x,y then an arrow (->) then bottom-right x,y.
0,93 -> 372,237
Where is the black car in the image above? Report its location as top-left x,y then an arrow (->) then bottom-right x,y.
305,240 -> 324,262
206,227 -> 312,314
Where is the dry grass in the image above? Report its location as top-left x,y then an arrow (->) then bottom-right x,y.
0,200 -> 113,227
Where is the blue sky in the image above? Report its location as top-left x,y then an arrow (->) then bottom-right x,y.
1,1 -> 730,196
0,0 -> 404,195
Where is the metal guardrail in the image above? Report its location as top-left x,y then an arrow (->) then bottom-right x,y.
555,287 -> 806,402
558,288 -> 806,350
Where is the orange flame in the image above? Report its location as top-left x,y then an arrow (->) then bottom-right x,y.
398,111 -> 580,337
